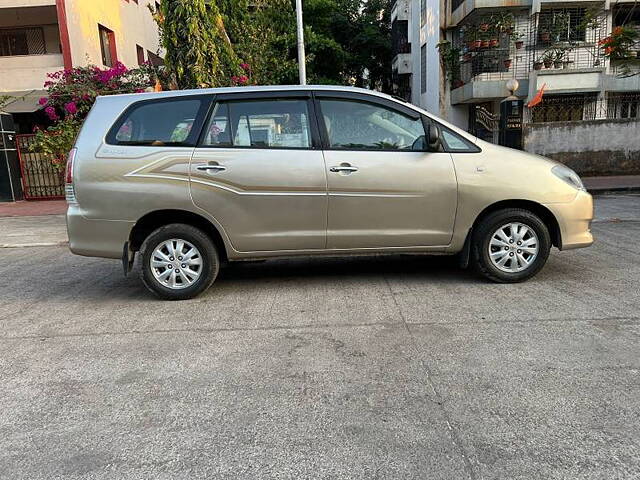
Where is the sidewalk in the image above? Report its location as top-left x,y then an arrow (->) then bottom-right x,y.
0,200 -> 67,217
0,215 -> 67,248
583,175 -> 640,194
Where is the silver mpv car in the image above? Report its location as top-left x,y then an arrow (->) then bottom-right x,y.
66,85 -> 593,300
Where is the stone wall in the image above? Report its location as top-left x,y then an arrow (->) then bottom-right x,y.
523,118 -> 640,176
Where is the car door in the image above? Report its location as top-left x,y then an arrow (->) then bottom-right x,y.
315,92 -> 457,249
190,92 -> 327,252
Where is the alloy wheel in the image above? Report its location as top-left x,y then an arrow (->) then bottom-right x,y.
488,222 -> 539,273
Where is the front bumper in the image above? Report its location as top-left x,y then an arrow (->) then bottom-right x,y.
545,190 -> 594,250
66,204 -> 135,259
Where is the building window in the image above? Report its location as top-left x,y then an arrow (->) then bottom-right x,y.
391,20 -> 410,54
420,0 -> 427,27
607,93 -> 640,119
98,24 -> 117,67
0,27 -> 46,57
420,44 -> 427,94
538,9 -> 587,44
531,94 -> 598,123
136,44 -> 145,65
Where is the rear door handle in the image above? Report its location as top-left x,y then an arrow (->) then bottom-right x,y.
329,165 -> 358,173
196,164 -> 226,172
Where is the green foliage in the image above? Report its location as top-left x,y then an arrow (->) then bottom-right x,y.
32,116 -> 82,171
31,63 -> 157,168
154,0 -> 393,91
153,0 -> 242,89
437,40 -> 461,83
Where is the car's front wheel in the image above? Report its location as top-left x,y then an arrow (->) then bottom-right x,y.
140,224 -> 219,300
471,208 -> 551,283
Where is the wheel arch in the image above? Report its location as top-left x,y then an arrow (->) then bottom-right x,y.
470,199 -> 562,249
129,209 -> 229,262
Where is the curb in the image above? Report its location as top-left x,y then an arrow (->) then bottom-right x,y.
0,241 -> 68,248
588,187 -> 640,195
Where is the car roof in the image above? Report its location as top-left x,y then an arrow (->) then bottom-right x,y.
99,84 -> 401,103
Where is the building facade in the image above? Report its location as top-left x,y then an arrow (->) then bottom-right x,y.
392,0 -> 640,174
0,0 -> 161,130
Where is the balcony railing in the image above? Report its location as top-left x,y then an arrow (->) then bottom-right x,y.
449,6 -> 609,89
523,93 -> 640,123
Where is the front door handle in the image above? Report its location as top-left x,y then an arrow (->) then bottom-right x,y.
196,164 -> 226,172
329,164 -> 358,173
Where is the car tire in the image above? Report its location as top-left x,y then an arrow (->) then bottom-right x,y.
471,208 -> 551,283
140,223 -> 219,300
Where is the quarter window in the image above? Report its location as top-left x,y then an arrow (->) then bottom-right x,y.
439,125 -> 480,152
107,98 -> 206,146
201,99 -> 312,149
319,99 -> 426,151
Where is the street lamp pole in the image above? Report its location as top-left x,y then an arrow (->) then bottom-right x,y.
295,0 -> 306,85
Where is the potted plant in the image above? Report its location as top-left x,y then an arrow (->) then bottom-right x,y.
599,25 -> 640,60
533,61 -> 543,70
512,31 -> 524,49
539,16 -> 552,43
495,12 -> 515,35
541,51 -> 554,68
503,58 -> 513,69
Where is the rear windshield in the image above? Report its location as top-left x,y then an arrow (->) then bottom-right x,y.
106,97 -> 208,147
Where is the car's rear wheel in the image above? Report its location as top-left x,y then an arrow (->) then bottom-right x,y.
140,224 -> 219,300
471,208 -> 551,283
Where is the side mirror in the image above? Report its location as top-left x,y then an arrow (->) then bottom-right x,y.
427,122 -> 441,150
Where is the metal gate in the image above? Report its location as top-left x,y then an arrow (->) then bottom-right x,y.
16,134 -> 64,200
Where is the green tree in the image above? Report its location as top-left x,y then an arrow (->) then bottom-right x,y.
153,0 -> 393,91
153,0 -> 241,89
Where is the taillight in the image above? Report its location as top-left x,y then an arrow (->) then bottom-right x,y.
65,147 -> 77,184
65,147 -> 77,203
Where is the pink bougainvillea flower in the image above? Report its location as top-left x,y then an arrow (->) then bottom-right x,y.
240,63 -> 251,72
38,97 -> 48,106
238,75 -> 249,84
44,106 -> 59,121
64,101 -> 78,115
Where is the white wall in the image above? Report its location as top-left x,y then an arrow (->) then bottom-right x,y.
64,0 -> 161,68
0,54 -> 64,91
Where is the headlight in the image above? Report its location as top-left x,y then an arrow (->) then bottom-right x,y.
552,165 -> 585,191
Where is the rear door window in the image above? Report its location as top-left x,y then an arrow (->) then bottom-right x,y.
201,99 -> 312,149
107,97 -> 208,146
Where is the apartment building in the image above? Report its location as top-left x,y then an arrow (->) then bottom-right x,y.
0,0 -> 161,130
392,0 -> 640,175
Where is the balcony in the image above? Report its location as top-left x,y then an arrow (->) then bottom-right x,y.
0,4 -> 62,92
0,53 -> 64,91
449,0 -> 532,27
448,6 -> 610,102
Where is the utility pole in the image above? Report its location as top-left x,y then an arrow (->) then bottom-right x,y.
295,0 -> 307,85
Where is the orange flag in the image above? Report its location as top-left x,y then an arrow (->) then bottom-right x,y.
527,83 -> 546,108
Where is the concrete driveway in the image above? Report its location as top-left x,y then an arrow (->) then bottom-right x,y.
1,195 -> 639,479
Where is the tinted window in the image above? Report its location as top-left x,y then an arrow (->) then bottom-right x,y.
108,98 -> 205,146
202,99 -> 312,149
319,99 -> 426,151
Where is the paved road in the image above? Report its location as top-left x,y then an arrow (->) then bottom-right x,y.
1,195 -> 639,479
